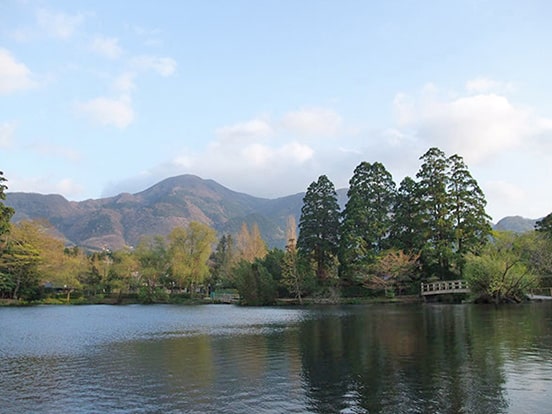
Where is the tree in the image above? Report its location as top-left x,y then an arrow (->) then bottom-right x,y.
109,248 -> 139,300
536,212 -> 552,239
465,231 -> 538,303
340,162 -> 396,279
0,221 -> 41,300
233,260 -> 277,305
0,220 -> 87,301
134,236 -> 169,303
447,154 -> 491,274
23,221 -> 88,302
168,222 -> 217,296
236,222 -> 267,262
285,215 -> 297,245
297,175 -> 341,282
0,171 -> 15,253
520,231 -> 552,280
358,249 -> 420,296
416,147 -> 453,278
389,176 -> 423,253
412,148 -> 491,279
210,234 -> 238,288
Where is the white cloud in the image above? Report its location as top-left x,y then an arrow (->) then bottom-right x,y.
215,119 -> 273,140
280,142 -> 314,163
393,82 -> 552,164
0,121 -> 16,148
0,49 -> 36,94
125,24 -> 163,47
482,180 -> 527,221
36,8 -> 84,39
9,27 -> 34,43
55,178 -> 84,196
113,72 -> 136,94
33,143 -> 81,162
10,176 -> 84,199
90,35 -> 123,59
131,55 -> 177,76
281,107 -> 342,137
75,96 -> 134,128
465,77 -> 514,94
484,180 -> 525,204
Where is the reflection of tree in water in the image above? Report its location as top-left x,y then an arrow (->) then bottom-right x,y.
299,305 -> 514,414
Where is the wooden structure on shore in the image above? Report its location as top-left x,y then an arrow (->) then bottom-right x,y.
421,280 -> 470,297
211,292 -> 240,304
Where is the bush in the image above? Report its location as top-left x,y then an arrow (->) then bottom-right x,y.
233,261 -> 277,306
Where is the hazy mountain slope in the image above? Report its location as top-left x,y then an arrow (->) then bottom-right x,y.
493,216 -> 538,233
5,175 -> 299,249
6,174 -> 534,250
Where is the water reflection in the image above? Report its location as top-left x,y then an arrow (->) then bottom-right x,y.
299,304 -> 551,413
0,303 -> 551,413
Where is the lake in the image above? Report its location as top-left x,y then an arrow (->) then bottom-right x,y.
1,303 -> 551,413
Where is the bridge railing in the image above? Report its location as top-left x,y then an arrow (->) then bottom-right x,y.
421,280 -> 470,296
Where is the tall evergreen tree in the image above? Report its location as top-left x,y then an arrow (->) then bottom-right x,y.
340,162 -> 396,279
389,176 -> 423,253
447,154 -> 491,274
297,175 -> 341,282
412,148 -> 491,279
416,147 -> 454,278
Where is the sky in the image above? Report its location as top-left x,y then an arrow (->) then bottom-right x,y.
1,0 -> 552,222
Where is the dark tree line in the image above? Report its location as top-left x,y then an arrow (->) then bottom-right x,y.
2,150 -> 550,305
297,148 -> 492,294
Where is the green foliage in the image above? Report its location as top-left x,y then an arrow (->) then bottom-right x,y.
138,285 -> 169,304
297,175 -> 341,282
340,162 -> 396,279
535,212 -> 552,239
0,221 -> 44,300
134,235 -> 169,301
389,176 -> 423,253
168,222 -> 217,295
415,147 -> 455,277
0,171 -> 15,238
400,148 -> 492,279
210,234 -> 238,288
280,242 -> 315,302
447,154 -> 492,273
464,231 -> 538,303
233,260 -> 277,305
522,231 -> 552,278
356,249 -> 421,296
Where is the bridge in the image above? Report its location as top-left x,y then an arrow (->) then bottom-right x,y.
421,280 -> 470,297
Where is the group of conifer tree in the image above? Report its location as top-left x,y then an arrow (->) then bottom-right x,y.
292,146 -> 552,303
296,147 -> 490,288
1,146 -> 552,305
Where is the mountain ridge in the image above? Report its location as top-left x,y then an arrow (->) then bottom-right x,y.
5,174 -> 539,250
6,175 -> 311,250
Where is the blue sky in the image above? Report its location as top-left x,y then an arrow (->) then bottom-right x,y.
1,0 -> 552,221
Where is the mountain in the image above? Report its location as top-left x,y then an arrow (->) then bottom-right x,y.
7,174 -> 535,251
493,216 -> 539,233
5,175 -> 315,250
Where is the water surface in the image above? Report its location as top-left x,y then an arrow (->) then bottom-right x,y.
1,303 -> 551,413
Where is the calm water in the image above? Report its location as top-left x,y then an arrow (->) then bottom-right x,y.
1,303 -> 551,414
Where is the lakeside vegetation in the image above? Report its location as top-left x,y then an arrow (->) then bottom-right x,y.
1,148 -> 552,305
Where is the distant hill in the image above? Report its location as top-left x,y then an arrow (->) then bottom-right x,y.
6,175 -> 317,250
493,216 -> 538,233
6,174 -> 535,250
